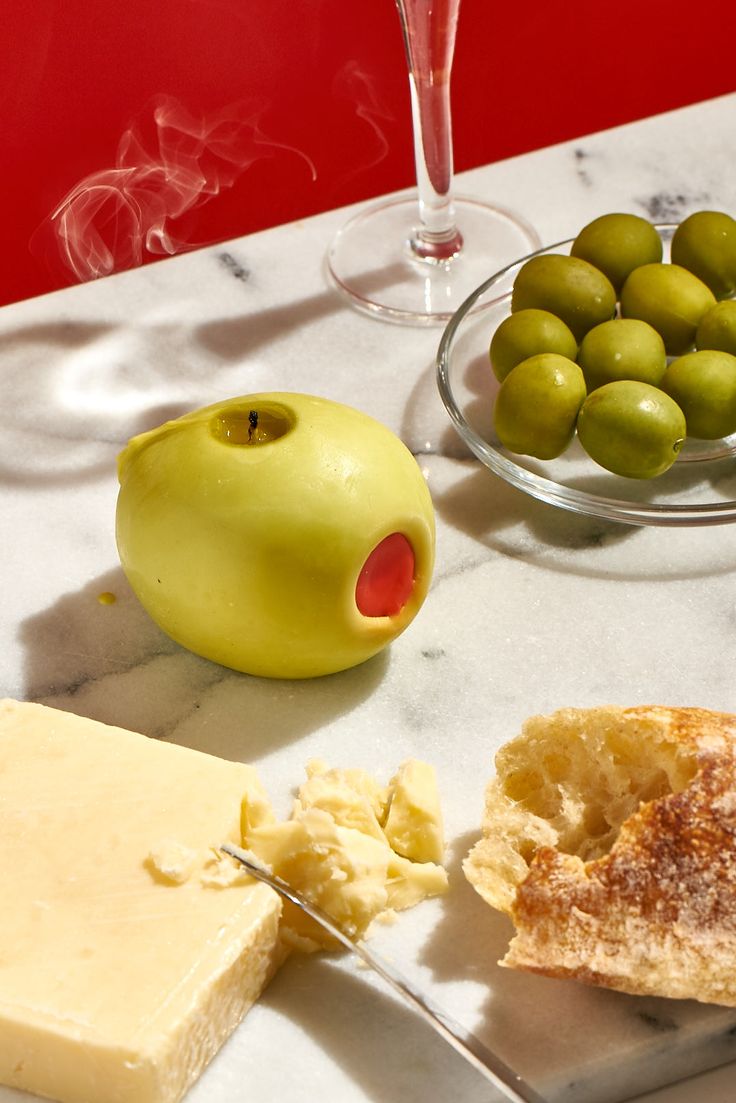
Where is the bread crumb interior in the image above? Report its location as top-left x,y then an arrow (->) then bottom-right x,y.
465,708 -> 699,914
501,715 -> 697,861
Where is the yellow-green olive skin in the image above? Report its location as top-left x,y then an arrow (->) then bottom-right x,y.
116,393 -> 435,679
493,353 -> 587,460
696,300 -> 736,356
511,254 -> 616,342
576,381 -> 686,479
671,211 -> 736,300
577,318 -> 666,392
660,350 -> 736,440
571,213 -> 662,293
620,263 -> 716,356
489,308 -> 578,382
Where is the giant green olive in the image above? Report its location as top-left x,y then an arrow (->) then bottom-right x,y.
660,350 -> 736,439
670,210 -> 736,300
493,353 -> 586,460
576,381 -> 686,479
577,318 -> 666,392
116,393 -> 435,679
489,308 -> 578,382
620,263 -> 716,355
511,254 -> 616,342
696,300 -> 736,356
571,213 -> 662,293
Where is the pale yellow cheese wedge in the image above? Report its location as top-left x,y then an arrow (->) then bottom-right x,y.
0,699 -> 282,1103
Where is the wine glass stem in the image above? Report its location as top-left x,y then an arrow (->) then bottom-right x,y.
396,0 -> 463,263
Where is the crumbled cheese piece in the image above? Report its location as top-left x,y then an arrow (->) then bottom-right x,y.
199,851 -> 253,889
384,759 -> 445,864
298,760 -> 389,841
147,839 -> 199,884
243,759 -> 447,950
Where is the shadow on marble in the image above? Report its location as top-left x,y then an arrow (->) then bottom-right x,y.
0,318 -> 195,487
194,259 -> 418,363
431,464 -> 736,583
0,320 -> 114,348
418,830 -> 564,1064
19,566 -> 388,763
432,464 -> 633,559
256,949 -> 491,1103
400,350 -> 469,461
194,287 -> 344,362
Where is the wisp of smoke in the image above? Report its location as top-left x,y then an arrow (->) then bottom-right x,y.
331,61 -> 393,191
41,96 -> 317,283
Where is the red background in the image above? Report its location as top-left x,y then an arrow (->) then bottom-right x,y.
2,0 -> 733,308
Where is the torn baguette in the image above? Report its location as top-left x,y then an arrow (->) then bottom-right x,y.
464,705 -> 736,1006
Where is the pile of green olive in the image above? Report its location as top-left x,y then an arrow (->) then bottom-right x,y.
490,211 -> 736,478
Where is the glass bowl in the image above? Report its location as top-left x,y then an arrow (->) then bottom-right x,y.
436,224 -> 736,526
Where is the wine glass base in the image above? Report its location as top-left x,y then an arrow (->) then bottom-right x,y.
326,194 -> 541,326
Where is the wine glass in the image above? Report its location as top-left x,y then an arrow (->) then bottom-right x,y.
327,0 -> 541,325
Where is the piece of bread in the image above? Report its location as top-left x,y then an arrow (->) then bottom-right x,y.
464,705 -> 736,1006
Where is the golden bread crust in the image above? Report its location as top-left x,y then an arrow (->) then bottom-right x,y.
464,705 -> 736,1006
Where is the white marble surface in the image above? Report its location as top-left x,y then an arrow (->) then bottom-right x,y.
2,92 -> 736,1103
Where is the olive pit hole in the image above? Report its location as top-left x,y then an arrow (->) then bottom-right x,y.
211,405 -> 293,445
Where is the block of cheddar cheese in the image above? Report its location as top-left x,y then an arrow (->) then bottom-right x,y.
0,699 -> 282,1103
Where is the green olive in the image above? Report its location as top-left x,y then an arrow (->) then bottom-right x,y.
620,263 -> 716,355
577,318 -> 666,391
660,350 -> 736,439
493,353 -> 586,460
570,213 -> 662,293
489,308 -> 578,382
670,210 -> 736,300
696,300 -> 736,355
576,381 -> 686,479
511,254 -> 616,342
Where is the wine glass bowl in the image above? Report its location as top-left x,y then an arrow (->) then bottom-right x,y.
327,0 -> 540,325
436,226 -> 736,526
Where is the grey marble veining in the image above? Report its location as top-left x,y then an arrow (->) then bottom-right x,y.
1,94 -> 736,1103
